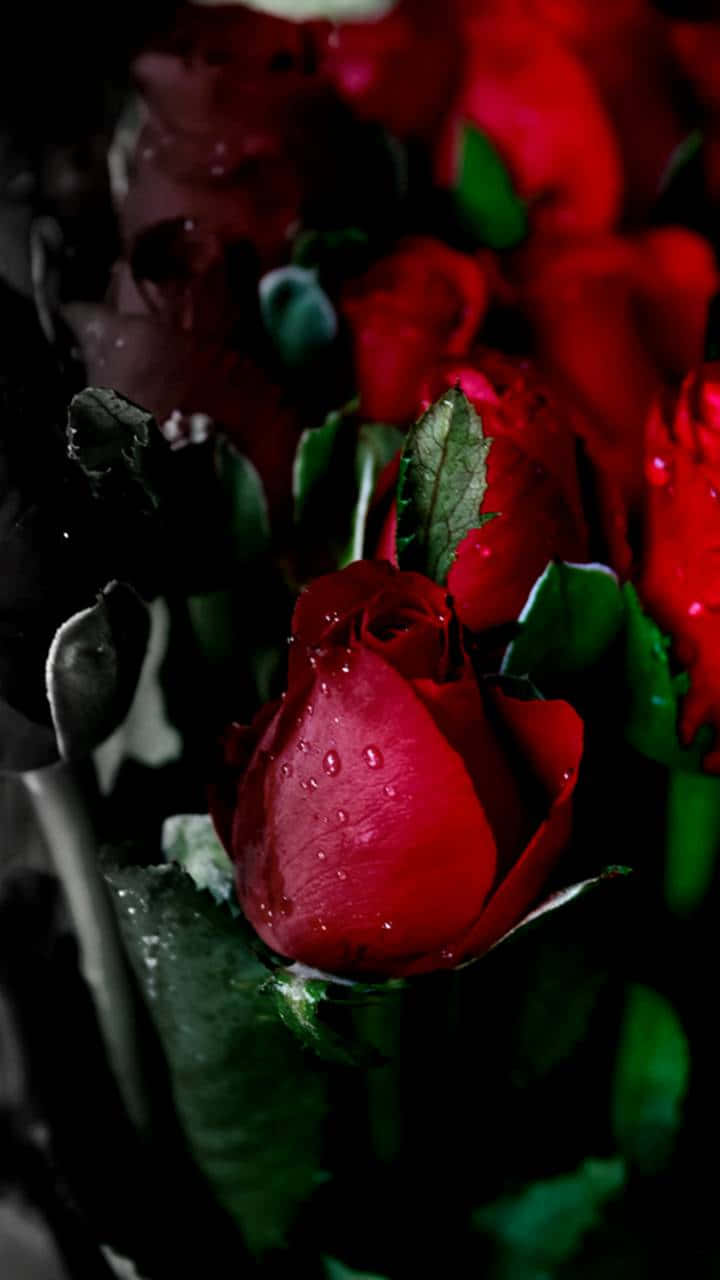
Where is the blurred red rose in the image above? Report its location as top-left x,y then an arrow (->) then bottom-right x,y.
210,560 -> 583,977
312,0 -> 460,138
639,364 -> 720,772
65,218 -> 301,516
514,227 -> 717,564
341,237 -> 491,423
435,11 -> 622,237
376,350 -> 588,631
120,5 -> 359,267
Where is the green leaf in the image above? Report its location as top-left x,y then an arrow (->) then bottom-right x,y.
67,387 -> 165,511
293,402 -> 355,523
454,124 -> 527,250
665,768 -> 720,914
215,438 -> 270,563
623,583 -> 712,771
473,1157 -> 626,1279
46,582 -> 150,761
612,984 -> 690,1175
396,387 -> 493,584
658,128 -> 703,195
502,562 -> 624,683
161,814 -> 234,905
341,423 -> 404,565
259,265 -> 337,370
104,862 -> 328,1255
324,1258 -> 390,1280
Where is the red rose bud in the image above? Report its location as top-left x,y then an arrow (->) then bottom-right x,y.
639,366 -> 720,772
435,12 -> 622,237
210,561 -> 583,977
312,0 -> 460,138
341,238 -> 491,423
376,350 -> 588,632
515,228 -> 718,564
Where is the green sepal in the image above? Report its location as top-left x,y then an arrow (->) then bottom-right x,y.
270,965 -> 401,1066
259,264 -> 337,370
623,583 -> 713,771
395,387 -> 493,584
324,1258 -> 390,1280
612,983 -> 690,1175
454,124 -> 527,249
502,562 -> 624,685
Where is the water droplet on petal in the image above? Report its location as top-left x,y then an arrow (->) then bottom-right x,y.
711,486 -> 720,502
308,777 -> 319,791
381,920 -> 393,931
317,850 -> 326,861
562,767 -> 575,783
320,681 -> 330,696
647,455 -> 672,487
336,869 -> 347,880
280,762 -> 292,779
297,739 -> 311,753
323,749 -> 342,777
336,809 -> 348,824
363,745 -> 384,769
440,947 -> 455,962
383,783 -> 396,797
688,601 -> 705,618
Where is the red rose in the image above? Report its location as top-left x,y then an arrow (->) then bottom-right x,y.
341,238 -> 491,423
65,219 -> 301,516
211,561 -> 582,977
312,0 -> 460,138
514,228 -> 717,565
376,349 -> 588,632
670,20 -> 720,201
638,365 -> 720,773
523,0 -> 686,218
121,6 -> 354,267
435,12 -> 622,237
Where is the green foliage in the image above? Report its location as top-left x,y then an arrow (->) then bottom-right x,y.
105,862 -> 329,1255
396,387 -> 493,583
612,983 -> 690,1175
454,125 -> 527,249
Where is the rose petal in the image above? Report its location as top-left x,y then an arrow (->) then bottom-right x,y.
232,645 -> 498,975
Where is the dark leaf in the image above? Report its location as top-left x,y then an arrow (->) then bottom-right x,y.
454,125 -> 527,250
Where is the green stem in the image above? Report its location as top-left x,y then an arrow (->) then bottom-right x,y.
22,761 -> 148,1131
665,768 -> 720,914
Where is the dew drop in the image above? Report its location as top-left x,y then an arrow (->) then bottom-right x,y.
363,745 -> 384,769
440,947 -> 455,962
308,777 -> 319,791
306,704 -> 314,718
336,809 -> 348,824
647,455 -> 672,487
381,920 -> 393,931
688,601 -> 705,618
323,749 -> 342,777
317,850 -> 327,861
280,762 -> 292,779
320,681 -> 330,696
562,767 -> 575,783
340,661 -> 351,674
383,783 -> 396,797
711,486 -> 720,502
297,739 -> 311,753
336,869 -> 347,880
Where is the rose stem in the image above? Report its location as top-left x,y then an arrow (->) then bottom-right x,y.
21,760 -> 148,1132
664,768 -> 720,914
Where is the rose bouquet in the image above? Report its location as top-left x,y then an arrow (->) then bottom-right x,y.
2,1 -> 720,1277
